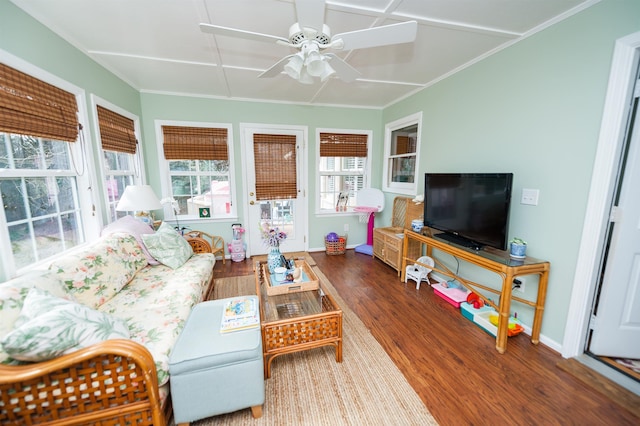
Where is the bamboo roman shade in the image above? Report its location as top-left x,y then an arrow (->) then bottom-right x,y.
395,135 -> 410,155
253,133 -> 297,200
0,63 -> 79,142
97,105 -> 137,154
162,126 -> 228,160
319,132 -> 368,157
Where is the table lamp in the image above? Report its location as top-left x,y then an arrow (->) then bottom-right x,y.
116,185 -> 162,225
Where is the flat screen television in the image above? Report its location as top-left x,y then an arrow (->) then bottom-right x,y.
423,173 -> 513,251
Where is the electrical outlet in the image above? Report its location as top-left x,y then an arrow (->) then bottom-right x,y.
344,223 -> 349,232
513,278 -> 525,293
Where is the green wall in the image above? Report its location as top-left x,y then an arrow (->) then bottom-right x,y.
383,0 -> 640,344
0,0 -> 142,224
139,93 -> 382,247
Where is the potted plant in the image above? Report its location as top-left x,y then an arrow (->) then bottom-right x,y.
509,237 -> 527,259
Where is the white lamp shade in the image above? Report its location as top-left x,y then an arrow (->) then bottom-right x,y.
305,52 -> 324,76
319,61 -> 336,82
284,54 -> 304,79
298,68 -> 314,85
116,185 -> 162,212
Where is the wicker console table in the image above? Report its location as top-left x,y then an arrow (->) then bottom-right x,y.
254,261 -> 343,378
401,229 -> 550,354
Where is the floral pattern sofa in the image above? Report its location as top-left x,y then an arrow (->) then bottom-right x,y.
0,220 -> 215,425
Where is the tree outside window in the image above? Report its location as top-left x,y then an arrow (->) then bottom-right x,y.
104,150 -> 136,222
0,133 -> 84,271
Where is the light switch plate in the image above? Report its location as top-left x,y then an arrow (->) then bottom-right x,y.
521,188 -> 539,206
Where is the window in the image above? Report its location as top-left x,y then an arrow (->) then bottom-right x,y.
383,112 -> 422,195
103,150 -> 136,222
158,123 -> 235,220
0,62 -> 93,277
95,103 -> 141,223
0,134 -> 85,271
317,130 -> 371,213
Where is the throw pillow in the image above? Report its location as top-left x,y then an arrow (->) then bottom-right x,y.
102,215 -> 160,265
1,288 -> 130,362
141,222 -> 193,269
50,234 -> 147,309
0,270 -> 76,363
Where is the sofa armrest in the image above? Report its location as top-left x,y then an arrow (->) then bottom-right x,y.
0,339 -> 165,425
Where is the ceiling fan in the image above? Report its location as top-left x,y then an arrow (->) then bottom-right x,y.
200,0 -> 417,84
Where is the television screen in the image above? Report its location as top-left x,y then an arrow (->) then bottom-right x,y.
423,173 -> 513,250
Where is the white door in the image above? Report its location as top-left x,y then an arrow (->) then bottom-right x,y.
240,124 -> 307,256
590,84 -> 640,358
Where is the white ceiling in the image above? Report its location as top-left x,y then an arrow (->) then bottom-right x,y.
10,0 -> 597,109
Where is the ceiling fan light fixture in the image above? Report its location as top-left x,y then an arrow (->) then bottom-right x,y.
319,62 -> 336,82
284,53 -> 304,79
305,52 -> 324,77
298,68 -> 314,85
200,3 -> 418,86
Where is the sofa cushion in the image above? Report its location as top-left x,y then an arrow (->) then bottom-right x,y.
141,222 -> 193,269
98,253 -> 215,386
49,234 -> 148,309
1,288 -> 130,362
102,215 -> 160,265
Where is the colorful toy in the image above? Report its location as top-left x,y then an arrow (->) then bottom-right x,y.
466,292 -> 485,309
326,232 -> 339,242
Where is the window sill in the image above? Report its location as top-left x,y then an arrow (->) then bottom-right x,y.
316,210 -> 359,217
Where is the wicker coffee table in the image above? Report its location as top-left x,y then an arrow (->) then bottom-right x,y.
254,260 -> 343,378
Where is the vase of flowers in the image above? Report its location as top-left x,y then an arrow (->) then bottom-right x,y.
261,223 -> 287,273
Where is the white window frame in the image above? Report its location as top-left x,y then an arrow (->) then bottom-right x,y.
382,112 -> 423,195
315,128 -> 372,215
91,95 -> 145,224
0,50 -> 101,280
155,120 -> 237,224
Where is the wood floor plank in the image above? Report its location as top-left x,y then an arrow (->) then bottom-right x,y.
214,251 -> 640,425
557,358 -> 640,420
309,250 -> 639,426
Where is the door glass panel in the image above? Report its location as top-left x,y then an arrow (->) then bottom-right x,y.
258,200 -> 295,240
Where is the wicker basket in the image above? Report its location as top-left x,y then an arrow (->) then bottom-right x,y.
325,235 -> 347,255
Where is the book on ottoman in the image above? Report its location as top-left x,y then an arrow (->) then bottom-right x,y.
220,297 -> 259,333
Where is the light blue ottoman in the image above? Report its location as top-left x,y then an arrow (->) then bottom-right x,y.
169,298 -> 265,425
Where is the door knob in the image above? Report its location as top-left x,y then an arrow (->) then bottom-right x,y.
250,201 -> 255,205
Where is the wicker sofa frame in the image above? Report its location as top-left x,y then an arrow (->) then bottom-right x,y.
0,271 -> 215,426
0,339 -> 165,425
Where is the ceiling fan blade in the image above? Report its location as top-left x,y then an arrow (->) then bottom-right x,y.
258,55 -> 296,78
332,21 -> 418,51
200,23 -> 289,45
295,0 -> 325,38
325,54 -> 361,83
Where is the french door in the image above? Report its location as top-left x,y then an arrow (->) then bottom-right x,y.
240,124 -> 307,255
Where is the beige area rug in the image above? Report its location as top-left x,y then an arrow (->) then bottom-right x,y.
176,254 -> 438,426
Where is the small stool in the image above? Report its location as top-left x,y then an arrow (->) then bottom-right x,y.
405,256 -> 435,290
169,298 -> 264,425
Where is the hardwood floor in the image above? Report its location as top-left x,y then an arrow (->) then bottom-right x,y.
214,250 -> 640,425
